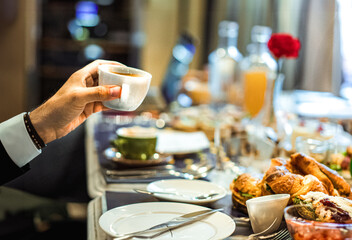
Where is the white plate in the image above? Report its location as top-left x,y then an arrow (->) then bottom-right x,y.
99,202 -> 235,239
156,130 -> 210,155
146,179 -> 227,204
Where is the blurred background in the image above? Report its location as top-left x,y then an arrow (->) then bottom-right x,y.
0,0 -> 351,239
1,0 -> 351,121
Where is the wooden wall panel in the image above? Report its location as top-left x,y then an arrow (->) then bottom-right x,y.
0,0 -> 38,122
141,0 -> 179,87
0,0 -> 26,121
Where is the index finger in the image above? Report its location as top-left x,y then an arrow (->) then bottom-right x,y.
84,59 -> 125,79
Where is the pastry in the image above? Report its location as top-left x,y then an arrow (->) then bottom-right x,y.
230,173 -> 262,212
290,153 -> 351,197
230,153 -> 352,212
262,157 -> 328,197
290,153 -> 336,195
317,162 -> 351,197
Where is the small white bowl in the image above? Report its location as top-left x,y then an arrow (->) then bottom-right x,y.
246,194 -> 290,234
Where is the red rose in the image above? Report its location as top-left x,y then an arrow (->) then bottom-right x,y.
267,33 -> 301,59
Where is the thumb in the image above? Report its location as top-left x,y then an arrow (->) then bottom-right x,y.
81,85 -> 121,103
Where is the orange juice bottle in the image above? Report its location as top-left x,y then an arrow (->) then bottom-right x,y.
239,26 -> 277,119
244,71 -> 268,117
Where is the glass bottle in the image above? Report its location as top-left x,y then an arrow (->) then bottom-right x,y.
208,21 -> 242,173
161,33 -> 196,105
208,21 -> 243,107
239,25 -> 277,122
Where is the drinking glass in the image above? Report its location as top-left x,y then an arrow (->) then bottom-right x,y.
295,136 -> 331,163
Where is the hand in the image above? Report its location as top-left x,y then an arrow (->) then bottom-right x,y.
30,60 -> 124,144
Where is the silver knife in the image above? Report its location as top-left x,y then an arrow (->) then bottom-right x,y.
104,165 -> 176,176
113,208 -> 223,238
105,169 -> 159,176
106,169 -> 200,180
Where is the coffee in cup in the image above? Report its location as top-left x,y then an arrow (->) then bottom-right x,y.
98,65 -> 152,111
114,126 -> 157,160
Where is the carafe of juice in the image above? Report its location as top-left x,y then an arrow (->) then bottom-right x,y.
240,26 -> 277,121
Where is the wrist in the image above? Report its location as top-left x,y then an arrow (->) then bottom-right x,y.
24,112 -> 47,149
29,107 -> 56,144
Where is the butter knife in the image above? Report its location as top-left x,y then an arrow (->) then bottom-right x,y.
104,165 -> 176,176
113,208 -> 223,239
106,169 -> 199,180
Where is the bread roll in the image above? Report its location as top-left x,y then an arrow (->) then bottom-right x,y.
230,173 -> 262,207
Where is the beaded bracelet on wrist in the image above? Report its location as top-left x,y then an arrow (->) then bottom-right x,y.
24,112 -> 46,150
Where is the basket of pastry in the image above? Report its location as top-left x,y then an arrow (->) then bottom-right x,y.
230,152 -> 352,214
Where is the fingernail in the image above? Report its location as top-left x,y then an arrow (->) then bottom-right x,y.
109,86 -> 121,97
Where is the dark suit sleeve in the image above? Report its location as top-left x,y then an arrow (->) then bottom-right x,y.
0,140 -> 30,185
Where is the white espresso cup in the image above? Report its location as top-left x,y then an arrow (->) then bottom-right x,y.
246,194 -> 290,234
98,65 -> 152,111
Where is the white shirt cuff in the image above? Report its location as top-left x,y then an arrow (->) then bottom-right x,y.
0,112 -> 41,167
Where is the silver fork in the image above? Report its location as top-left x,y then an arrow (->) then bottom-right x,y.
271,228 -> 292,240
114,227 -> 175,240
254,228 -> 291,240
248,218 -> 278,240
133,189 -> 219,200
225,226 -> 291,240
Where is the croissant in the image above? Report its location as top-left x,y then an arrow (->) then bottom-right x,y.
230,153 -> 352,212
290,153 -> 351,197
289,153 -> 335,195
261,157 -> 328,198
317,162 -> 351,197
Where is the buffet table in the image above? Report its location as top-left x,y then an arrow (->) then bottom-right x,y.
85,113 -> 149,198
85,112 -> 293,240
87,191 -> 291,240
85,112 -> 241,198
84,84 -> 352,240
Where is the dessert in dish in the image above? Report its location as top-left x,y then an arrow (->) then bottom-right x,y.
293,191 -> 352,223
285,191 -> 352,239
285,203 -> 352,240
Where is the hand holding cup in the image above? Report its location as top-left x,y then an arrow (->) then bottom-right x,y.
98,65 -> 152,111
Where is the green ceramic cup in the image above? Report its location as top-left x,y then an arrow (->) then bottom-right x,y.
115,126 -> 157,160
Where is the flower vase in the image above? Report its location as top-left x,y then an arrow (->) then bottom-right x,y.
255,73 -> 285,130
272,73 -> 285,121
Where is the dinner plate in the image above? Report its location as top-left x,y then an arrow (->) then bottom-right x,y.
99,202 -> 235,239
146,179 -> 227,204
